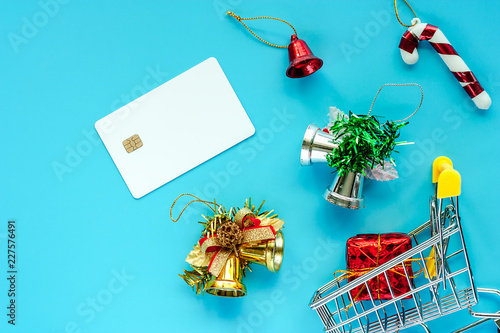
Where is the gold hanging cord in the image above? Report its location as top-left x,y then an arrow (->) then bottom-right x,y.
226,11 -> 297,48
170,193 -> 220,222
394,0 -> 418,27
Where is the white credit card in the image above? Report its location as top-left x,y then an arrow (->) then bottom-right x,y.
95,57 -> 255,198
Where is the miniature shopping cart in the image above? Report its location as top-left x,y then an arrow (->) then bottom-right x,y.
309,157 -> 500,332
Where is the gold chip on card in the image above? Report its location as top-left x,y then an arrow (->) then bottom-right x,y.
123,134 -> 143,153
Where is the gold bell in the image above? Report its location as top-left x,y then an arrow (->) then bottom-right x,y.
205,253 -> 247,297
239,230 -> 284,273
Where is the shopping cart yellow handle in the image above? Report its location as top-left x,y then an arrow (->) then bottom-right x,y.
432,156 -> 461,198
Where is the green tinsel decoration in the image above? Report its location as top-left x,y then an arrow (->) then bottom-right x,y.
326,112 -> 408,176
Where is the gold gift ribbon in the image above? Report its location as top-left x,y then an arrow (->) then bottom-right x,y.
333,235 -> 436,309
201,210 -> 276,277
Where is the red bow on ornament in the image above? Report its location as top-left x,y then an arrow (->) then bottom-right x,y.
199,209 -> 276,277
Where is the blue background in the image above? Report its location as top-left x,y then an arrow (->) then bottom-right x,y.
1,1 -> 499,332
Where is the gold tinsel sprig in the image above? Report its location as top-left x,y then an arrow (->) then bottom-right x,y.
179,265 -> 211,295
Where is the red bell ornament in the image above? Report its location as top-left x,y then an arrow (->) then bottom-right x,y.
286,35 -> 323,78
227,11 -> 323,79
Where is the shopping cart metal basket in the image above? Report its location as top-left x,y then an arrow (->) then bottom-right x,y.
309,157 -> 500,332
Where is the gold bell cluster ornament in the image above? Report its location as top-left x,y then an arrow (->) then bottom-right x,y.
300,84 -> 423,209
227,11 -> 323,78
171,194 -> 284,297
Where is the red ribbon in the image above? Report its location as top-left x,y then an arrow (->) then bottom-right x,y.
399,24 -> 439,54
420,24 -> 438,41
430,42 -> 459,56
399,30 -> 419,53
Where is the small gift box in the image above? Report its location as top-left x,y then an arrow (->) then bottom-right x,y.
346,233 -> 413,301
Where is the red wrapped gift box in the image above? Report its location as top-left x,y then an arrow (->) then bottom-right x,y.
346,233 -> 413,301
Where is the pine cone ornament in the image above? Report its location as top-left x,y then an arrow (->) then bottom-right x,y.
217,222 -> 243,249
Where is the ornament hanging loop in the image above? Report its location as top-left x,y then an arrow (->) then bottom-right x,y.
367,83 -> 423,123
226,11 -> 297,48
170,193 -> 220,222
394,0 -> 418,27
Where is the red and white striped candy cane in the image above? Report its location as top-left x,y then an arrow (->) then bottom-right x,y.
399,18 -> 491,110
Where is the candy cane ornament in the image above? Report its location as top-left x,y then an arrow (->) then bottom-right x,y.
399,18 -> 491,110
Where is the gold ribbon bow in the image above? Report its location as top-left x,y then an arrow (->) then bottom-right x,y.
199,208 -> 276,277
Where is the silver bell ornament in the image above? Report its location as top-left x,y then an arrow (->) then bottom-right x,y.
301,123 -> 365,209
300,124 -> 338,165
300,84 -> 423,210
324,171 -> 364,209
